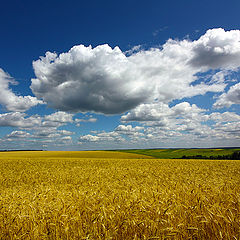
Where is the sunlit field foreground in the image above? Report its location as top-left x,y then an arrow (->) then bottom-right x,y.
0,151 -> 240,239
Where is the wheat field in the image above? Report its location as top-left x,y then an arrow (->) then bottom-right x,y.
0,151 -> 240,239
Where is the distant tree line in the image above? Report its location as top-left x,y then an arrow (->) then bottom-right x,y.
181,151 -> 240,160
0,150 -> 43,152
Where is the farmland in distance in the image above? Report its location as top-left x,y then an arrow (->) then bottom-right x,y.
114,148 -> 240,159
0,151 -> 240,239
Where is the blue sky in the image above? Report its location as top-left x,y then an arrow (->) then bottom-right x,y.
0,0 -> 239,150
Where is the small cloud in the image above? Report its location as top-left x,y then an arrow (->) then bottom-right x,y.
214,82 -> 240,108
44,111 -> 73,123
0,68 -> 43,112
152,26 -> 168,36
79,134 -> 100,142
124,45 -> 142,55
75,117 -> 97,123
6,130 -> 30,139
0,112 -> 41,128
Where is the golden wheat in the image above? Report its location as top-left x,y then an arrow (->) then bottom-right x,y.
0,151 -> 239,239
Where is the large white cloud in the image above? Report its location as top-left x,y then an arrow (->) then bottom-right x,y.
30,28 -> 240,114
31,46 -> 152,114
0,68 -> 43,112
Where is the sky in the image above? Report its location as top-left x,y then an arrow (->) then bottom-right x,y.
0,0 -> 240,150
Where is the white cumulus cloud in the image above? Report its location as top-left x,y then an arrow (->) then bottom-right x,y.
214,82 -> 240,108
43,111 -> 74,127
121,102 -> 205,122
31,46 -> 151,114
6,130 -> 30,139
79,134 -> 100,142
190,28 -> 240,69
30,28 -> 240,115
0,112 -> 41,128
0,68 -> 43,112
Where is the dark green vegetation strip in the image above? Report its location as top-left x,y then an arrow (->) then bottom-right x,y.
113,148 -> 240,159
